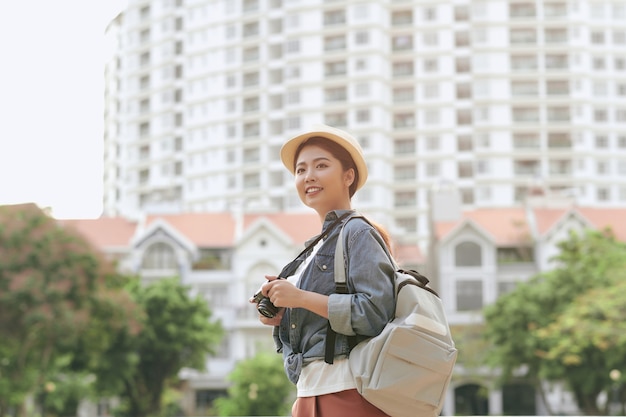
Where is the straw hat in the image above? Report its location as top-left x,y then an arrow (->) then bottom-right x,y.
280,124 -> 368,191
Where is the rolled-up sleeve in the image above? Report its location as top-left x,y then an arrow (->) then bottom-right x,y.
327,225 -> 396,337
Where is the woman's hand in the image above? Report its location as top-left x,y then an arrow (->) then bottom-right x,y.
264,274 -> 303,309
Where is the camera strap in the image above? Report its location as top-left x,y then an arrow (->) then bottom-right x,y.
277,211 -> 352,279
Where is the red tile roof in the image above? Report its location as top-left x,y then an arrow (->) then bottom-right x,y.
435,206 -> 626,244
145,213 -> 236,247
577,207 -> 626,241
59,217 -> 137,248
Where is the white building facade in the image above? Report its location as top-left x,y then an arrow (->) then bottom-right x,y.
104,0 -> 626,251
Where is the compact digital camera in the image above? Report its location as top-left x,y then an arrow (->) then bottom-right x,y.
251,283 -> 282,318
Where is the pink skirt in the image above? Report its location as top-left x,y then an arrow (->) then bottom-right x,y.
292,389 -> 390,417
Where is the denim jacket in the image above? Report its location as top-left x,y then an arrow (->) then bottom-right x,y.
273,209 -> 396,384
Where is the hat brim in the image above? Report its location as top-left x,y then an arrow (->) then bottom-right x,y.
280,125 -> 368,192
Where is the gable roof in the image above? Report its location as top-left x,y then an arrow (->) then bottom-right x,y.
144,213 -> 236,247
436,208 -> 531,246
577,207 -> 626,241
60,217 -> 137,248
434,206 -> 626,245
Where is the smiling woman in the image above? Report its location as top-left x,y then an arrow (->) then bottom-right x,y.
250,124 -> 397,417
0,1 -> 126,219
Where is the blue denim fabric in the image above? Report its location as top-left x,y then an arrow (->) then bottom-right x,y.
273,210 -> 396,384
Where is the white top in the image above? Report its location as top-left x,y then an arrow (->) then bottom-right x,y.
287,239 -> 357,397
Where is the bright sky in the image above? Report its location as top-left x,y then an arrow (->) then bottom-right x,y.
0,1 -> 126,219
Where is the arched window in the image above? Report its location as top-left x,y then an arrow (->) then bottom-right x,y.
454,241 -> 482,266
142,242 -> 177,269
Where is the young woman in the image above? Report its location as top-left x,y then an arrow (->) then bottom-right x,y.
252,125 -> 395,417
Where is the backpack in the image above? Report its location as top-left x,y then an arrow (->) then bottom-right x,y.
327,216 -> 457,417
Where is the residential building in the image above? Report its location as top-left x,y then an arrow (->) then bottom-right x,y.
61,209 -> 424,416
103,0 -> 626,255
59,196 -> 624,415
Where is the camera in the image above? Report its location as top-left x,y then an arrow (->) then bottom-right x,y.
252,287 -> 281,319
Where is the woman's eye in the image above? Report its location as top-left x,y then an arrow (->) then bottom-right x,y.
316,163 -> 327,169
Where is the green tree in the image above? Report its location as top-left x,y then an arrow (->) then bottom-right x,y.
214,352 -> 295,416
101,277 -> 223,417
537,270 -> 626,415
484,228 -> 626,415
0,204 -> 138,417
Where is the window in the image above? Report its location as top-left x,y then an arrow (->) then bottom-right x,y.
513,133 -> 540,149
426,162 -> 440,177
394,138 -> 416,155
512,107 -> 540,122
243,46 -> 259,62
548,132 -> 571,148
355,31 -> 369,45
455,57 -> 471,72
497,247 -> 534,264
396,217 -> 417,233
392,10 -> 413,25
325,86 -> 347,102
455,242 -> 482,266
243,173 -> 260,189
455,31 -> 470,47
140,52 -> 150,66
142,242 -> 176,269
243,97 -> 259,112
548,159 -> 571,175
457,135 -> 473,151
455,5 -> 470,20
511,80 -> 538,96
545,28 -> 568,44
593,108 -> 608,122
393,113 -> 415,128
544,2 -> 567,17
545,54 -> 568,70
243,22 -> 259,37
510,28 -> 536,44
510,3 -> 536,18
511,55 -> 537,70
394,164 -> 416,181
456,83 -> 472,99
546,80 -> 569,95
591,30 -> 605,44
325,61 -> 347,76
393,61 -> 414,77
243,71 -> 259,87
456,281 -> 483,311
393,87 -> 414,102
324,35 -> 346,51
392,35 -> 413,51
514,159 -> 540,175
424,58 -> 438,72
456,109 -> 473,125
324,9 -> 345,25
596,187 -> 610,201
458,161 -> 474,178
324,112 -> 347,127
356,109 -> 370,123
243,122 -> 260,137
394,191 -> 417,207
242,147 -> 260,162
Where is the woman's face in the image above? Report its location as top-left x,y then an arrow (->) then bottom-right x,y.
294,144 -> 355,216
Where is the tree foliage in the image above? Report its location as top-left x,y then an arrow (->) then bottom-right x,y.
103,277 -> 224,417
484,228 -> 626,415
214,352 -> 295,416
0,204 -> 139,417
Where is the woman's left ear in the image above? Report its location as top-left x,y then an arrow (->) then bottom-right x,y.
344,168 -> 355,188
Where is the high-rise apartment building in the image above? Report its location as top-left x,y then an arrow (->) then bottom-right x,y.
103,0 -> 626,251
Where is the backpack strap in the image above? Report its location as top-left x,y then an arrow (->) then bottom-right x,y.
324,215 -> 373,364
